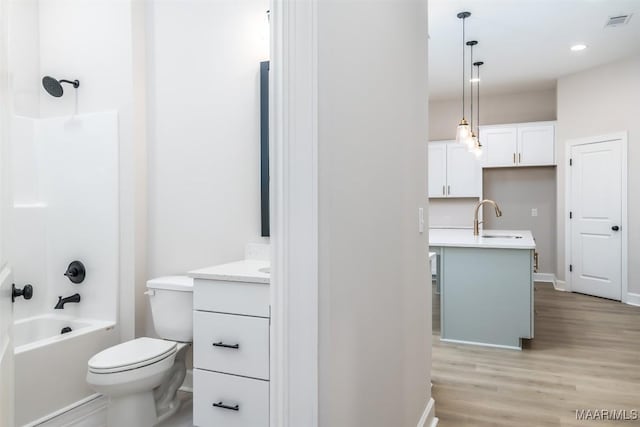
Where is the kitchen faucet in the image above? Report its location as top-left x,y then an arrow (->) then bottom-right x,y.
473,199 -> 503,236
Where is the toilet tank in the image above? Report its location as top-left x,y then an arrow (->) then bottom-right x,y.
146,276 -> 193,342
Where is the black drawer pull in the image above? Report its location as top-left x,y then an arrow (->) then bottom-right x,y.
212,341 -> 240,349
213,401 -> 240,411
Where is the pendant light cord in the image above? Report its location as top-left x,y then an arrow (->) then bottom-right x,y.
461,17 -> 466,120
469,43 -> 474,131
477,64 -> 480,141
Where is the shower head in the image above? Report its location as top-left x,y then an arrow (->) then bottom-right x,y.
42,76 -> 80,97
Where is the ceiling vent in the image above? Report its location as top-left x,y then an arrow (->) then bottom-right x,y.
605,14 -> 632,28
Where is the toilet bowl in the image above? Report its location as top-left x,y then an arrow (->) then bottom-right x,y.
87,276 -> 193,427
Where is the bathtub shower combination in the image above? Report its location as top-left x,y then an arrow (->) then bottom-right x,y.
9,112 -> 119,426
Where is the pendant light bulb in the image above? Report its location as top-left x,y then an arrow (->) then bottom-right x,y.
465,132 -> 477,152
456,119 -> 470,144
472,141 -> 483,158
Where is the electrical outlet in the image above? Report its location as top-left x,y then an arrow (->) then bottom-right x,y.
531,208 -> 538,217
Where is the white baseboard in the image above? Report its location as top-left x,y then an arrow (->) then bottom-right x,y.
624,292 -> 640,307
29,394 -> 107,427
553,279 -> 569,292
533,273 -> 556,284
417,397 -> 438,427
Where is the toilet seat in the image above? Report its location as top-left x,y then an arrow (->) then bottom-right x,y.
88,337 -> 177,374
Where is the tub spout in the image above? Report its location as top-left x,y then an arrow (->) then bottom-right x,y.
54,293 -> 81,309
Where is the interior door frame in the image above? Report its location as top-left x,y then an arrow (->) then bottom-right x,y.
564,132 -> 628,302
269,0 -> 319,426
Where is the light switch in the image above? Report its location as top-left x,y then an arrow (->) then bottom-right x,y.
531,208 -> 538,217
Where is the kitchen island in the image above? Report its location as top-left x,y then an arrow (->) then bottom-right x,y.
430,229 -> 536,350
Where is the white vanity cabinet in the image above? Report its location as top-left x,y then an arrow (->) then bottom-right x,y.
428,140 -> 481,198
480,121 -> 555,167
190,261 -> 270,427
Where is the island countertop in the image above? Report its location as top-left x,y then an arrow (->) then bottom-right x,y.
429,228 -> 536,250
188,259 -> 270,284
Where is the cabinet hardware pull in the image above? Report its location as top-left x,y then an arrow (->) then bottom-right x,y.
513,153 -> 516,164
519,153 -> 522,163
442,185 -> 445,196
447,185 -> 450,195
213,401 -> 240,411
212,342 -> 240,349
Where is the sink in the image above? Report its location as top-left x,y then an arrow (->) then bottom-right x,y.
481,234 -> 523,239
258,267 -> 270,274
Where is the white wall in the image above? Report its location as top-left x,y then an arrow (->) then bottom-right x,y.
8,0 -> 40,118
483,167 -> 557,274
317,0 -> 431,425
556,56 -> 640,294
429,88 -> 557,141
147,0 -> 268,282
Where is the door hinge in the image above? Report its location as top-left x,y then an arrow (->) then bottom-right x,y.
569,211 -> 572,219
569,158 -> 573,166
569,264 -> 573,272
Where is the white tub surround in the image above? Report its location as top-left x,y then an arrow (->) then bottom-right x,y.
430,229 -> 536,350
189,261 -> 270,427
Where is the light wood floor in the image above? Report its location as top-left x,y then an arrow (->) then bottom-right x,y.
432,283 -> 640,426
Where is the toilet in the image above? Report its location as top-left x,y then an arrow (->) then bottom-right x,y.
87,276 -> 193,427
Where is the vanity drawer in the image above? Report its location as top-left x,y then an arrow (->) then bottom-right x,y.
194,279 -> 269,318
194,311 -> 269,380
194,369 -> 268,427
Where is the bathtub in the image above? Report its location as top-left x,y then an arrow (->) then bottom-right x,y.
14,314 -> 118,426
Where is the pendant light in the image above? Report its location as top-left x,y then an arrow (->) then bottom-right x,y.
465,40 -> 478,151
472,61 -> 484,157
455,12 -> 471,144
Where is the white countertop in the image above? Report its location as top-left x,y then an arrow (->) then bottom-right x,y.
429,228 -> 536,250
188,259 -> 270,284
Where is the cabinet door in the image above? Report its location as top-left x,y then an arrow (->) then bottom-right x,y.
517,124 -> 555,166
427,142 -> 447,197
481,127 -> 518,167
446,144 -> 480,197
194,369 -> 269,427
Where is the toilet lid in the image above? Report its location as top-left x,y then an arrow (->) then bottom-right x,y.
88,337 -> 177,373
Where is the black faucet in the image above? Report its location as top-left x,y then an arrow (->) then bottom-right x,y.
55,293 -> 81,309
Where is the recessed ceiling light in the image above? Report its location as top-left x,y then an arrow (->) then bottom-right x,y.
470,78 -> 480,83
571,44 -> 587,52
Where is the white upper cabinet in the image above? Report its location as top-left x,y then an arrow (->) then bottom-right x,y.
482,127 -> 518,167
428,142 -> 447,197
480,122 -> 555,168
517,124 -> 555,166
428,141 -> 481,198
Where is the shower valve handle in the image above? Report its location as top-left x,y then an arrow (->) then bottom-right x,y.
12,284 -> 33,303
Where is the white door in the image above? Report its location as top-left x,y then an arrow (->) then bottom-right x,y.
518,124 -> 555,166
570,140 -> 623,300
427,142 -> 447,198
481,127 -> 517,167
446,144 -> 480,197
